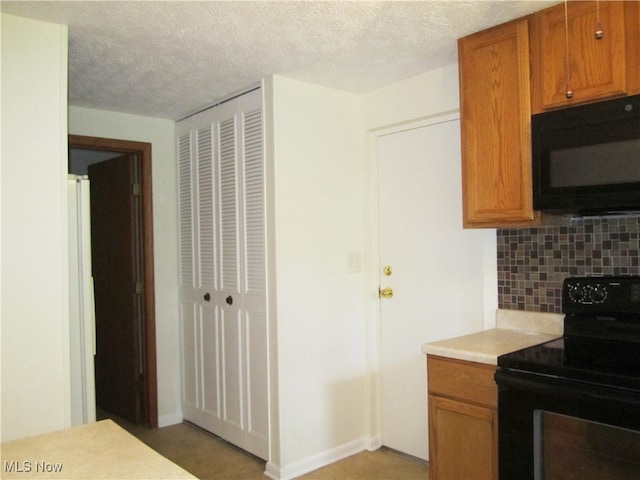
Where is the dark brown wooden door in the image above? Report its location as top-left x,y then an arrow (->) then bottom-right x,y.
89,154 -> 143,423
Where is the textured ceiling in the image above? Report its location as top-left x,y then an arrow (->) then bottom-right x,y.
1,1 -> 556,120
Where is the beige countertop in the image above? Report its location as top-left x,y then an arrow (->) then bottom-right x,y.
422,328 -> 560,365
1,420 -> 196,479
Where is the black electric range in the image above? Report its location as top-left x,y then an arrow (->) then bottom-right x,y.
498,276 -> 640,391
495,276 -> 640,480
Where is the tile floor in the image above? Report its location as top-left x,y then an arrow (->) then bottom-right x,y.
109,414 -> 428,480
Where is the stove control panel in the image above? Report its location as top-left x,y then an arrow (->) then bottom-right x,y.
567,283 -> 608,304
562,276 -> 640,314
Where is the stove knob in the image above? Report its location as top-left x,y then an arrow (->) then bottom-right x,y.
569,285 -> 585,302
590,285 -> 607,303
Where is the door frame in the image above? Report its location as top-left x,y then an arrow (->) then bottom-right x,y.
364,111 -> 461,451
69,134 -> 158,428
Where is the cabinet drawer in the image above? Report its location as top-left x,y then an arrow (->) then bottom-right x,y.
427,355 -> 497,408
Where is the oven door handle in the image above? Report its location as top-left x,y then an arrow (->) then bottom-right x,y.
495,368 -> 640,406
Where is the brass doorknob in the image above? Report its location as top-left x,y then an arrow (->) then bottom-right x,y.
380,287 -> 394,299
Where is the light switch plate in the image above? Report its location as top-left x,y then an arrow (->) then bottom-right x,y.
347,252 -> 362,273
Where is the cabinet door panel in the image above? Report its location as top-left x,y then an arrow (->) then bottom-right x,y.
245,310 -> 269,440
180,301 -> 198,411
222,307 -> 243,429
429,395 -> 498,480
459,18 -> 536,227
533,1 -> 630,111
201,305 -> 220,418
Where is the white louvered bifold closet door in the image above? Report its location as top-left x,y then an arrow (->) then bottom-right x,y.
177,88 -> 267,460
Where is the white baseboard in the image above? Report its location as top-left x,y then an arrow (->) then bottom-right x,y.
263,462 -> 281,480
265,436 -> 375,480
157,412 -> 183,428
364,435 -> 382,452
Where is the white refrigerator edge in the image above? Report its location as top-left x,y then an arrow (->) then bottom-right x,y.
68,175 -> 97,425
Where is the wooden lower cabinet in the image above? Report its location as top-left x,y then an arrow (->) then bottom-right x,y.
427,355 -> 498,480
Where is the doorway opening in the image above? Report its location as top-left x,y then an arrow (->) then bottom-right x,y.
68,134 -> 158,427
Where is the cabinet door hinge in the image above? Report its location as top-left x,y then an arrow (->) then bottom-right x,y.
134,281 -> 143,295
132,183 -> 141,196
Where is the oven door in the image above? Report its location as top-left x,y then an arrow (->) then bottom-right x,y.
495,369 -> 640,480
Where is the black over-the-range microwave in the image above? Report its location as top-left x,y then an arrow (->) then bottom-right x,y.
532,93 -> 640,215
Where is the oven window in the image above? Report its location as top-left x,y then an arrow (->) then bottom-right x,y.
534,410 -> 640,479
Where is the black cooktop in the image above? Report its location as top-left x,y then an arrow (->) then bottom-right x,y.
499,276 -> 640,391
498,337 -> 640,391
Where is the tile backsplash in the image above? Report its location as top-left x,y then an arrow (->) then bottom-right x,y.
497,216 -> 640,313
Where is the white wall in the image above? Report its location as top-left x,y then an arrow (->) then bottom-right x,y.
363,64 -> 461,131
68,107 -> 181,427
264,76 -> 367,479
263,66 -> 498,479
1,14 -> 70,441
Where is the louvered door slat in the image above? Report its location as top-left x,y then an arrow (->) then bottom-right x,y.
197,126 -> 216,290
178,133 -> 195,288
218,117 -> 239,292
243,109 -> 265,295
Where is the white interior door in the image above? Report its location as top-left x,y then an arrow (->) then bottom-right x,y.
378,118 -> 488,460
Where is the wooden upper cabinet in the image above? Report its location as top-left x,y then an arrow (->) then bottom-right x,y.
531,1 -> 640,113
458,2 -> 638,228
459,18 -> 539,228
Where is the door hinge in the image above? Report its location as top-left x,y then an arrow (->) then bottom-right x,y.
134,281 -> 143,295
132,183 -> 141,196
